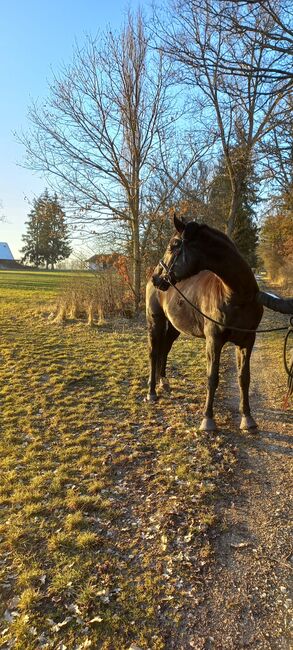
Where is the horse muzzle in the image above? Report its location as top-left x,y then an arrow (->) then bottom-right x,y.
152,273 -> 171,291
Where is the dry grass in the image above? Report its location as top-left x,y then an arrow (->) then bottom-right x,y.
53,271 -> 134,325
0,270 -> 247,649
265,263 -> 293,294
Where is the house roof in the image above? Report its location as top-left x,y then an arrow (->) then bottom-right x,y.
0,259 -> 27,270
0,242 -> 14,260
86,253 -> 120,263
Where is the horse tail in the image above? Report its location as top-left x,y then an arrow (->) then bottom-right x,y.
257,290 -> 293,315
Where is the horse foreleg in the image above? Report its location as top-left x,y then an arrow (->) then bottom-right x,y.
236,337 -> 258,431
147,315 -> 166,401
159,322 -> 180,392
200,335 -> 223,432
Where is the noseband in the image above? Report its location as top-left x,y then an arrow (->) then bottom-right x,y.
159,241 -> 183,285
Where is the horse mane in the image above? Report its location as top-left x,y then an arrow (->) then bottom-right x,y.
197,270 -> 232,314
203,223 -> 235,242
194,222 -> 238,252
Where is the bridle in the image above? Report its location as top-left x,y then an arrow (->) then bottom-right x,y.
159,247 -> 289,334
159,239 -> 183,285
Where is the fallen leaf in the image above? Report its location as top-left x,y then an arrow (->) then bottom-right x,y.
52,617 -> 72,632
4,610 -> 19,623
77,640 -> 92,649
230,542 -> 252,549
67,603 -> 82,616
8,597 -> 20,609
161,533 -> 168,550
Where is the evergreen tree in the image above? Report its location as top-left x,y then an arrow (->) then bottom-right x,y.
208,147 -> 259,267
21,191 -> 72,269
21,206 -> 43,267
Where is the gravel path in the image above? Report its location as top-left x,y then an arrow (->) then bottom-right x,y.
180,326 -> 293,649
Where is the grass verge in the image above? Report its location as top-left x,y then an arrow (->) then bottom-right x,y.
0,270 -> 249,649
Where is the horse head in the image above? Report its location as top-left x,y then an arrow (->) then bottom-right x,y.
152,214 -> 204,290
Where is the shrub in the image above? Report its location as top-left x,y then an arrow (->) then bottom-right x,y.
54,270 -> 134,325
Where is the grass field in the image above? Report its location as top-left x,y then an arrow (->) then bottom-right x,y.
1,270 -> 285,649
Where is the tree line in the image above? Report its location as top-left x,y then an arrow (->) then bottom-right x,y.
20,0 -> 293,304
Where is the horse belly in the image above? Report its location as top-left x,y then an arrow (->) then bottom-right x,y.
164,299 -> 205,338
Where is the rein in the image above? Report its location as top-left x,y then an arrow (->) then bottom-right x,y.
283,324 -> 293,401
158,260 -> 293,391
159,259 -> 289,334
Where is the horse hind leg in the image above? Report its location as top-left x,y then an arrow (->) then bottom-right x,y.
158,322 -> 180,392
200,334 -> 223,432
236,338 -> 258,432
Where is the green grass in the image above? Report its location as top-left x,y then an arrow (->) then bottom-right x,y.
0,270 -> 242,649
0,268 -> 77,293
0,270 -> 93,317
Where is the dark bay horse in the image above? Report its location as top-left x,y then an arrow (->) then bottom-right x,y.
147,215 -> 293,432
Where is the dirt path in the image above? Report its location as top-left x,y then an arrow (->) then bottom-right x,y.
179,330 -> 293,649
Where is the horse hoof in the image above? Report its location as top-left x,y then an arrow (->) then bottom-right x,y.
145,392 -> 158,403
199,417 -> 217,432
159,378 -> 171,392
240,415 -> 258,432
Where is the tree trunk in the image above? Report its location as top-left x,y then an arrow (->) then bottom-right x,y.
226,158 -> 249,238
226,188 -> 239,238
132,218 -> 141,313
130,146 -> 141,313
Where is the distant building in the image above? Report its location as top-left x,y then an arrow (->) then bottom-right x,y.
0,242 -> 14,260
86,253 -> 122,271
0,242 -> 26,270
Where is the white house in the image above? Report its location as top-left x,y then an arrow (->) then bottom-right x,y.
0,243 -> 14,260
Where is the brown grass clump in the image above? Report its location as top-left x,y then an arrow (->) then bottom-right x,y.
53,270 -> 133,325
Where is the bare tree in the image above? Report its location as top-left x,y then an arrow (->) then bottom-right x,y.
20,11 -> 200,310
258,95 -> 293,210
220,0 -> 293,82
157,0 -> 291,237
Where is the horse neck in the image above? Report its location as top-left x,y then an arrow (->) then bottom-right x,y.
200,234 -> 258,301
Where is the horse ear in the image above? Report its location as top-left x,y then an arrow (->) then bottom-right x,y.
173,213 -> 185,234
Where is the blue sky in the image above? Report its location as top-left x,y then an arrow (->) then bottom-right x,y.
0,0 -> 139,258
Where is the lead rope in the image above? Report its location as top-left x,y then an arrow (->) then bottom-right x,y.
159,258 -> 289,334
170,279 -> 289,334
172,280 -> 293,404
160,264 -> 293,399
283,319 -> 293,407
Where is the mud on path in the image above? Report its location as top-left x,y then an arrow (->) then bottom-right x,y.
184,320 -> 293,649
